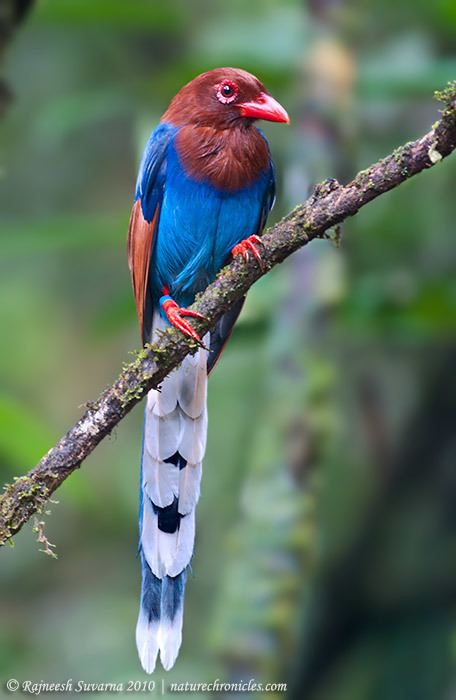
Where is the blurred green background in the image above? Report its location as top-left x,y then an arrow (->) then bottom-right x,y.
1,1 -> 456,698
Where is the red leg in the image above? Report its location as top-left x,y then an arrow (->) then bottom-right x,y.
231,234 -> 265,269
160,295 -> 209,348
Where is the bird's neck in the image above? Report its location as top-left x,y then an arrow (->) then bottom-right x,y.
174,124 -> 270,192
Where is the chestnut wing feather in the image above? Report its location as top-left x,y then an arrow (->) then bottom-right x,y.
127,123 -> 176,342
127,202 -> 159,341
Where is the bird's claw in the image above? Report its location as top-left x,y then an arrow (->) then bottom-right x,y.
231,235 -> 265,269
161,298 -> 209,349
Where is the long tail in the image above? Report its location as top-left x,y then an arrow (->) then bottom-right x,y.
136,313 -> 208,673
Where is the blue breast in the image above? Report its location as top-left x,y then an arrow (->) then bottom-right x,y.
152,136 -> 272,308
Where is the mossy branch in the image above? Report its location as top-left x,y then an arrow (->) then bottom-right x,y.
1,83 -> 455,547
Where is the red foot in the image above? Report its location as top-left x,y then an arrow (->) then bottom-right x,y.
161,298 -> 209,348
231,235 -> 264,269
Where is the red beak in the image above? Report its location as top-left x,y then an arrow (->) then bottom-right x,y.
238,92 -> 290,124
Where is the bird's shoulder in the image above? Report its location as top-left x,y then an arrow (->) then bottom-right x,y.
135,123 -> 176,200
173,124 -> 272,192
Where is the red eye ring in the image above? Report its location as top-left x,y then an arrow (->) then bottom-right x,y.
216,80 -> 239,104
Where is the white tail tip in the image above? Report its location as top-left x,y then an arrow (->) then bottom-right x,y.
136,613 -> 159,674
158,617 -> 183,671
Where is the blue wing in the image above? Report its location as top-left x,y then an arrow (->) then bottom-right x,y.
128,123 -> 177,341
135,123 -> 177,219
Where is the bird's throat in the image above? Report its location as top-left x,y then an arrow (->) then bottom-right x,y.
175,124 -> 270,192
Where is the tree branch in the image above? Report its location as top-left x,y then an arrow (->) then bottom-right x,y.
1,84 -> 455,547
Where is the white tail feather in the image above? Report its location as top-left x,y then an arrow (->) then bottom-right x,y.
142,491 -> 196,578
143,456 -> 179,508
141,497 -> 164,578
178,463 -> 202,515
136,612 -> 160,674
177,349 -> 208,418
138,313 -> 208,671
158,614 -> 184,670
146,406 -> 183,461
152,368 -> 179,416
179,408 -> 208,463
157,529 -> 180,576
165,510 -> 196,577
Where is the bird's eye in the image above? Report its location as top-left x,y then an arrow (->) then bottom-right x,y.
216,80 -> 238,104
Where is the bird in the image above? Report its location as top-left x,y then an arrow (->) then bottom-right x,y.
127,67 -> 289,674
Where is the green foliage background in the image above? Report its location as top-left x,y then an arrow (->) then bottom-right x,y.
0,1 -> 455,697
